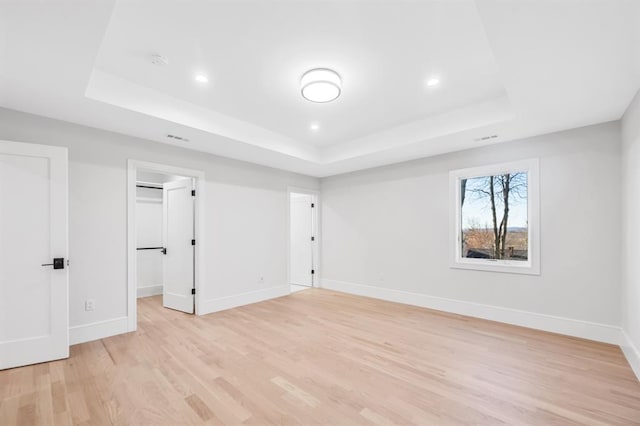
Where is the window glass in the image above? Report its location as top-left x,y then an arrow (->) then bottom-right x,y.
460,172 -> 528,261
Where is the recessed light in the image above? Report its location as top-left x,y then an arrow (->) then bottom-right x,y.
310,124 -> 320,131
426,77 -> 440,87
195,74 -> 208,83
301,68 -> 341,103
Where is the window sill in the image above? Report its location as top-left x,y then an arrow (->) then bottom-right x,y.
450,259 -> 540,275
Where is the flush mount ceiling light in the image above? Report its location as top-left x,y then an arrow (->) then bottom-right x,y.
194,74 -> 208,83
310,123 -> 320,131
301,68 -> 341,103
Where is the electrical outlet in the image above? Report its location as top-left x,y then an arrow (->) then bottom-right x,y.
85,299 -> 95,311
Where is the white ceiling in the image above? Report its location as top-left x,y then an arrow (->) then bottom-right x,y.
1,0 -> 639,177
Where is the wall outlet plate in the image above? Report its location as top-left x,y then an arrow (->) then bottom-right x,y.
85,299 -> 95,311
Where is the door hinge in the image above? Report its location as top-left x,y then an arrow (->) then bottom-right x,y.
311,236 -> 315,241
191,189 -> 196,196
191,288 -> 196,295
311,269 -> 315,275
311,203 -> 315,208
191,239 -> 196,246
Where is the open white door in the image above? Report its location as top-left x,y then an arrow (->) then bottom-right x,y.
0,141 -> 68,370
290,193 -> 314,286
162,178 -> 195,313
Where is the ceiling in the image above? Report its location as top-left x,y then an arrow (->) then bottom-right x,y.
1,0 -> 639,177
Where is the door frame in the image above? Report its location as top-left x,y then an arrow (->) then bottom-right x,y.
127,160 -> 205,331
287,186 -> 320,291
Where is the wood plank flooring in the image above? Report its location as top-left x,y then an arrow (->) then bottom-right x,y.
1,289 -> 640,425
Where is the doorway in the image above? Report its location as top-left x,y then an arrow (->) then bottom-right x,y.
288,188 -> 319,293
127,161 -> 204,330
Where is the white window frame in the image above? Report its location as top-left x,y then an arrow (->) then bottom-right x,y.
449,158 -> 540,275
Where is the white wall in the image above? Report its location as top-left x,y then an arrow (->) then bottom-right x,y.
622,89 -> 640,376
0,105 -> 631,352
135,186 -> 163,297
321,122 -> 622,342
0,107 -> 319,338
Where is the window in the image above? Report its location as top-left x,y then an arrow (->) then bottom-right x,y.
450,159 -> 540,275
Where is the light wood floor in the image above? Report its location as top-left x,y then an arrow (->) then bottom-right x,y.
2,289 -> 640,425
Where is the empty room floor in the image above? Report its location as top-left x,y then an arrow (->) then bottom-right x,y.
1,290 -> 639,425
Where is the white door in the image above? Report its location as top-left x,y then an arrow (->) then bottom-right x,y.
162,178 -> 194,313
290,193 -> 314,286
0,141 -> 68,370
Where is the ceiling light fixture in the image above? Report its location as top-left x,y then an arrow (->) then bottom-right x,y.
310,123 -> 320,131
426,77 -> 440,87
195,74 -> 208,83
301,68 -> 341,103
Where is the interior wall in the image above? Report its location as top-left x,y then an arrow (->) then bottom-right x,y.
622,89 -> 640,375
135,186 -> 163,297
0,107 -> 319,332
320,122 -> 622,336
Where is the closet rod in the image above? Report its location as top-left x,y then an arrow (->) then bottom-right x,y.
136,247 -> 164,250
136,184 -> 163,190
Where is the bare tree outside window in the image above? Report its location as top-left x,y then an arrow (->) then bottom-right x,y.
460,172 -> 528,261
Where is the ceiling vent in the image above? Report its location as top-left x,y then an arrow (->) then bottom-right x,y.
151,54 -> 168,66
167,134 -> 189,142
474,134 -> 498,142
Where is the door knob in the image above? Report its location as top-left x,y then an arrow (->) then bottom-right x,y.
41,258 -> 65,269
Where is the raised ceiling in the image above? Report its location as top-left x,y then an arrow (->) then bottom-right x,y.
1,0 -> 639,177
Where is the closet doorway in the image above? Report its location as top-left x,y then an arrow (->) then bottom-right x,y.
127,161 -> 204,330
288,187 -> 319,293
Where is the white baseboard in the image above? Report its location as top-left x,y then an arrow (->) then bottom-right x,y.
621,331 -> 640,381
137,285 -> 163,298
200,285 -> 290,315
321,279 -> 622,345
69,316 -> 129,345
